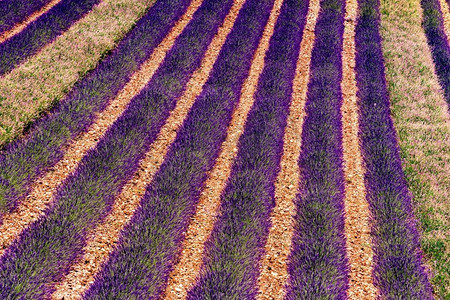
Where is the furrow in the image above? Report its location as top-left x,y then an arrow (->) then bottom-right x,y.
256,0 -> 320,297
187,0 -> 310,298
0,0 -> 193,221
285,0 -> 349,297
0,0 -> 203,258
83,0 -> 275,297
0,0 -> 101,76
421,0 -> 450,105
0,0 -> 62,44
0,0 -> 234,297
354,0 -> 434,298
51,0 -> 245,297
164,0 -> 284,297
340,0 -> 376,298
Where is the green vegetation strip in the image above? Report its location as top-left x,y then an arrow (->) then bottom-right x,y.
0,0 -> 153,145
380,0 -> 450,297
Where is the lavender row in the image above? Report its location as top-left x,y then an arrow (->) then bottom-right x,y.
354,0 -> 433,297
83,0 -> 275,298
0,0 -> 192,221
0,0 -> 53,34
286,0 -> 349,297
0,0 -> 100,75
0,0 -> 234,297
187,0 -> 309,298
421,0 -> 450,105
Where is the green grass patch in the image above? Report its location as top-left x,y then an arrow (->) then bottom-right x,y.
380,0 -> 450,297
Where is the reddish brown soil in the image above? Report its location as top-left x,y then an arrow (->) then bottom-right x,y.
256,0 -> 319,298
341,0 -> 377,298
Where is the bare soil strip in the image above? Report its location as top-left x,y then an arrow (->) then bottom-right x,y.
439,0 -> 450,40
50,1 -> 246,298
341,0 -> 377,298
162,0 -> 285,298
255,0 -> 319,298
0,0 -> 204,259
0,0 -> 62,44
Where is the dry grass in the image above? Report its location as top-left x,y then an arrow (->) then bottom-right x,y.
0,0 -> 154,146
380,0 -> 450,297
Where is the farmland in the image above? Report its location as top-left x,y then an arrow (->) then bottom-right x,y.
0,0 -> 448,299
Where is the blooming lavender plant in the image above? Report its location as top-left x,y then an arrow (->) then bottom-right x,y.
421,0 -> 450,106
285,0 -> 349,298
0,0 -> 100,75
0,0 -> 54,35
355,0 -> 434,297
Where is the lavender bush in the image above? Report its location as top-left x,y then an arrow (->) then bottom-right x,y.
83,0 -> 276,298
187,0 -> 310,298
0,0 -> 53,35
355,0 -> 434,297
285,0 -> 349,298
0,0 -> 192,223
0,0 -> 234,297
421,0 -> 450,106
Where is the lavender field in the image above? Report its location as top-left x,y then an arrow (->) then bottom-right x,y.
0,0 -> 448,298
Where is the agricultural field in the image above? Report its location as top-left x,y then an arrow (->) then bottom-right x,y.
0,0 -> 448,298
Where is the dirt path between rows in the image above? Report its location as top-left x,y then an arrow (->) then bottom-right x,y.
341,0 -> 377,298
256,0 -> 319,298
